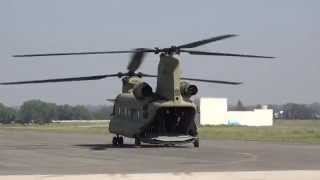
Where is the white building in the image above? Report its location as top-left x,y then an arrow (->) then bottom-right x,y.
200,97 -> 273,126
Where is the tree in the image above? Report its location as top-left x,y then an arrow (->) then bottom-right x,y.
282,103 -> 316,120
91,105 -> 113,120
71,105 -> 93,120
309,103 -> 320,119
18,100 -> 57,124
233,100 -> 247,111
56,105 -> 74,120
0,103 -> 17,124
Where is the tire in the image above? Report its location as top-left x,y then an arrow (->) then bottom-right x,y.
193,139 -> 199,148
118,137 -> 124,146
135,137 -> 141,146
188,121 -> 198,136
112,136 -> 118,146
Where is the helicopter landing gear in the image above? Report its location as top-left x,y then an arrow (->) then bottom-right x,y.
193,138 -> 199,148
112,135 -> 124,146
112,137 -> 117,146
134,137 -> 141,146
118,136 -> 124,146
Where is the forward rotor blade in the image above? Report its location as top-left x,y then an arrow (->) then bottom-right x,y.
0,74 -> 121,85
106,99 -> 115,102
180,77 -> 242,85
139,73 -> 241,85
127,49 -> 146,73
178,34 -> 238,49
13,49 -> 154,57
182,50 -> 275,59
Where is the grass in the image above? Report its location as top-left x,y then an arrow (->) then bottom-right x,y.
1,120 -> 320,144
199,120 -> 320,144
0,122 -> 109,134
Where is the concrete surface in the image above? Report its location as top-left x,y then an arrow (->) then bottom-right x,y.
1,129 -> 320,175
2,171 -> 320,180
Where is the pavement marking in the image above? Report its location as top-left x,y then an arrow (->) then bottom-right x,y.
1,171 -> 320,180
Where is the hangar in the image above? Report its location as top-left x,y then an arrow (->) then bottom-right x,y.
200,98 -> 273,126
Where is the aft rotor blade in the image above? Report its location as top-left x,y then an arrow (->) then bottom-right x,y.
139,73 -> 241,85
13,49 -> 154,57
180,77 -> 242,85
138,73 -> 157,78
0,74 -> 121,85
178,34 -> 238,49
182,50 -> 275,59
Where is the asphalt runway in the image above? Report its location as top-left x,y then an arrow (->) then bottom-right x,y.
1,130 -> 320,175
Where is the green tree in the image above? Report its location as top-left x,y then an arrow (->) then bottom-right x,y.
56,105 -> 74,120
18,100 -> 57,124
283,103 -> 316,119
91,105 -> 113,120
234,100 -> 247,111
0,103 -> 17,124
71,105 -> 93,120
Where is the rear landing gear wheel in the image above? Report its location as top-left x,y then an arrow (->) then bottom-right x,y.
112,136 -> 118,146
112,135 -> 124,146
135,137 -> 141,146
118,136 -> 124,146
193,139 -> 199,148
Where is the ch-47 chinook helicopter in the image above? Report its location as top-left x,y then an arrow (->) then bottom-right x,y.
1,34 -> 274,147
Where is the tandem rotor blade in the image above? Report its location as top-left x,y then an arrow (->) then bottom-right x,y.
106,99 -> 115,102
182,50 -> 275,59
139,73 -> 241,85
0,73 -> 121,85
180,77 -> 242,85
127,49 -> 147,73
138,73 -> 157,78
13,49 -> 155,58
178,34 -> 238,49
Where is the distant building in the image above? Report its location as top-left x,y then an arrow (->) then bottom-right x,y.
200,97 -> 273,126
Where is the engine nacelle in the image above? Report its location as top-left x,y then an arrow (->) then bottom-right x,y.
180,81 -> 198,97
133,82 -> 153,99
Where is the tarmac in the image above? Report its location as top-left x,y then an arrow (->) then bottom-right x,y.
1,129 -> 320,175
2,171 -> 320,180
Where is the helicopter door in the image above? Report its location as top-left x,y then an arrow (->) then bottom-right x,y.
142,107 -> 196,138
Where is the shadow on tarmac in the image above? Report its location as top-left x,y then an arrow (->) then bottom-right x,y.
74,144 -> 189,150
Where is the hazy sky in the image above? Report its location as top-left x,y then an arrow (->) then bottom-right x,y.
0,0 -> 319,106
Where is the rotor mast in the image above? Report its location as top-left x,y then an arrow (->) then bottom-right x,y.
156,53 -> 182,101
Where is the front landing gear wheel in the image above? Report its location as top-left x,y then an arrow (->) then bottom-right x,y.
135,137 -> 141,146
193,139 -> 199,148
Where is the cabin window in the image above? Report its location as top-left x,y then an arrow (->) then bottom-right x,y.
137,111 -> 140,120
128,109 -> 131,118
130,109 -> 141,121
143,105 -> 148,119
130,109 -> 135,120
117,107 -> 121,116
124,108 -> 127,117
119,107 -> 125,117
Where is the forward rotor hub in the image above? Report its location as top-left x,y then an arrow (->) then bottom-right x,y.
154,46 -> 180,55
